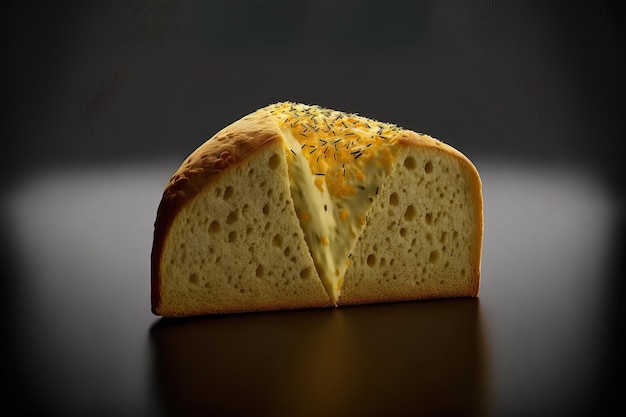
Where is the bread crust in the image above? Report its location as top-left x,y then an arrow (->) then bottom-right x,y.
151,109 -> 281,314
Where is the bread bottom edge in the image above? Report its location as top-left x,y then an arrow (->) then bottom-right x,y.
153,293 -> 479,318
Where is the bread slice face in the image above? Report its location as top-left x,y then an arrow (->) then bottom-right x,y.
151,111 -> 331,316
338,132 -> 483,305
151,103 -> 483,316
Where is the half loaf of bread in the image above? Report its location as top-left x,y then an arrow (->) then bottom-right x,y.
151,102 -> 483,317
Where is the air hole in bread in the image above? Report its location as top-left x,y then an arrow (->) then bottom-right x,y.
223,186 -> 234,200
283,246 -> 291,257
429,250 -> 440,263
367,254 -> 377,267
404,156 -> 417,170
189,273 -> 199,285
425,161 -> 433,173
180,243 -> 187,263
425,212 -> 433,225
404,205 -> 417,221
399,227 -> 407,237
209,220 -> 220,234
273,234 -> 283,247
262,204 -> 270,215
461,268 -> 466,277
228,231 -> 237,242
269,153 -> 281,170
389,192 -> 399,206
226,211 -> 238,225
256,264 -> 265,278
300,267 -> 312,279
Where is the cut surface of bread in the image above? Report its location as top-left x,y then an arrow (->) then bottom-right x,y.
338,136 -> 482,305
151,102 -> 483,316
268,102 -> 401,302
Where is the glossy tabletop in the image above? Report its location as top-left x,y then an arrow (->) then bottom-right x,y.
3,158 -> 620,416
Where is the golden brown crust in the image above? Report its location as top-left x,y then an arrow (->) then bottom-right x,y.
151,109 -> 282,314
160,298 -> 333,317
339,291 -> 478,308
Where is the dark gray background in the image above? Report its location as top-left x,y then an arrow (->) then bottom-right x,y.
1,0 -> 624,186
1,1 -> 624,416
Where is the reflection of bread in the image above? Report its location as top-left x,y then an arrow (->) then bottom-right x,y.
151,103 -> 483,316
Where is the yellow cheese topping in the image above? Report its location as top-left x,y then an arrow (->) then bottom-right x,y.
267,102 -> 401,302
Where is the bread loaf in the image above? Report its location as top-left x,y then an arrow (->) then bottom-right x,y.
151,102 -> 483,317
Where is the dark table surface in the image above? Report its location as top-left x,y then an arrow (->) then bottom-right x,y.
3,158 -> 621,417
